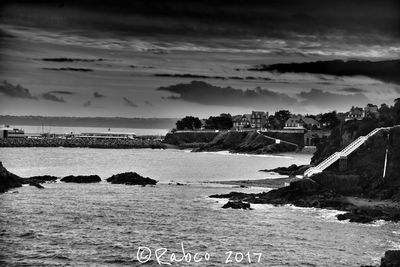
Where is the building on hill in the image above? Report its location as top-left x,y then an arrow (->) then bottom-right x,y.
232,114 -> 251,130
345,106 -> 365,121
232,115 -> 242,130
251,111 -> 268,129
284,116 -> 320,130
345,104 -> 379,121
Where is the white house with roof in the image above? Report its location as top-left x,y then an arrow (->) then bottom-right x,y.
284,116 -> 320,130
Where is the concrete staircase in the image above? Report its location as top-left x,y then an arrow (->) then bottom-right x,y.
303,127 -> 387,177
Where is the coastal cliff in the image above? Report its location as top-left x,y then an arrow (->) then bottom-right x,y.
312,122 -> 400,201
164,131 -> 298,154
211,123 -> 400,223
163,131 -> 218,148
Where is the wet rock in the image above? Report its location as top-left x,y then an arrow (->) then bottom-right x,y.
25,175 -> 58,184
29,182 -> 44,189
209,192 -> 253,200
61,175 -> 101,183
336,209 -> 386,223
337,212 -> 374,223
260,164 -> 309,176
106,172 -> 157,186
222,201 -> 251,210
381,250 -> 400,267
0,161 -> 22,193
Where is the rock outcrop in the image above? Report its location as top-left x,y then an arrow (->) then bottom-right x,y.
210,171 -> 400,223
222,201 -> 252,210
24,175 -> 58,184
61,175 -> 101,183
380,250 -> 400,267
29,182 -> 45,189
260,164 -> 309,177
0,162 -> 22,193
106,172 -> 157,186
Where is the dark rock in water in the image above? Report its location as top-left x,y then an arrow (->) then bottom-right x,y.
336,209 -> 387,223
222,201 -> 251,210
260,164 -> 309,176
106,172 -> 157,186
381,250 -> 400,267
337,212 -> 374,224
25,175 -> 58,184
61,175 -> 101,183
209,192 -> 251,200
0,161 -> 22,193
29,182 -> 44,189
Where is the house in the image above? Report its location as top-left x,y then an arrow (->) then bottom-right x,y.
284,116 -> 320,130
345,106 -> 365,121
250,111 -> 268,129
232,114 -> 251,130
364,104 -> 379,118
232,115 -> 242,130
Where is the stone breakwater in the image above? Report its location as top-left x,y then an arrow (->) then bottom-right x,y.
0,137 -> 166,149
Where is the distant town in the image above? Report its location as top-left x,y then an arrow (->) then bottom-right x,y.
172,104 -> 381,147
0,102 -> 393,150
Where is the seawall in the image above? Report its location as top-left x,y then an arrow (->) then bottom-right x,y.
0,137 -> 166,149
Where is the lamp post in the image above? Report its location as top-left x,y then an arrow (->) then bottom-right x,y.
382,132 -> 390,179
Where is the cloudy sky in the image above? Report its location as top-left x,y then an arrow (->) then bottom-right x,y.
0,0 -> 399,118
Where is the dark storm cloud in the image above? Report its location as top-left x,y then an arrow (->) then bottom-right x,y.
297,89 -> 369,109
158,81 -> 297,108
122,97 -> 138,107
42,92 -> 66,103
50,90 -> 75,95
0,80 -> 36,99
251,60 -> 400,85
94,91 -> 105,98
339,88 -> 368,93
2,0 -> 399,42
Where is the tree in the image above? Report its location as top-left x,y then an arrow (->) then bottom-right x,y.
267,115 -> 280,129
394,98 -> 400,123
204,116 -> 233,130
176,116 -> 202,130
274,110 -> 291,129
319,111 -> 340,129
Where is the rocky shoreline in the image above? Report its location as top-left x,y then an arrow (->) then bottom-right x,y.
0,162 -> 157,192
0,137 -> 166,149
210,172 -> 400,224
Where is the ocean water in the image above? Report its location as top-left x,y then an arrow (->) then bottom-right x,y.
0,148 -> 399,266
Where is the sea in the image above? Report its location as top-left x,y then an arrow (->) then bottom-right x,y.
0,129 -> 399,266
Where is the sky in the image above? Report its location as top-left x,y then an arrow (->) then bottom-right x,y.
0,0 -> 399,118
